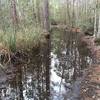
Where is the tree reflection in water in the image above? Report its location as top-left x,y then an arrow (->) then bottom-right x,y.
51,29 -> 92,100
0,29 -> 93,100
0,39 -> 51,100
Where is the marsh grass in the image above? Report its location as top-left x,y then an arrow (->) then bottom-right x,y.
0,25 -> 43,52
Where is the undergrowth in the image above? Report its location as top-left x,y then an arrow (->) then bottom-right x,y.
0,25 -> 43,52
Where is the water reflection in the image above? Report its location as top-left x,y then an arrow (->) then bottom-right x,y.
51,29 -> 92,100
0,29 -> 92,100
0,47 -> 50,100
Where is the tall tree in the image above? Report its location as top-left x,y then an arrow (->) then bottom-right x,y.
66,0 -> 71,26
97,0 -> 100,38
43,0 -> 50,100
43,0 -> 50,31
94,0 -> 97,37
11,0 -> 18,32
72,0 -> 75,27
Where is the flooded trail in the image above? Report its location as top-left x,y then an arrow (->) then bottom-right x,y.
0,28 -> 93,100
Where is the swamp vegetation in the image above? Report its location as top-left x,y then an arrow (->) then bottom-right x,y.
0,0 -> 100,100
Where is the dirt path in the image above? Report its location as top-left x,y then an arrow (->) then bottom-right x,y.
80,36 -> 100,100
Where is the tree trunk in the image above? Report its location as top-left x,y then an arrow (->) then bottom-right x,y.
72,0 -> 75,27
66,0 -> 71,26
94,9 -> 97,37
43,1 -> 50,99
11,0 -> 18,32
43,0 -> 50,31
97,13 -> 100,38
96,0 -> 100,38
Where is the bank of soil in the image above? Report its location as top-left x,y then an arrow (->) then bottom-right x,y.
80,36 -> 100,100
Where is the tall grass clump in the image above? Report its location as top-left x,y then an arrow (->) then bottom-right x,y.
8,33 -> 16,52
0,25 -> 43,52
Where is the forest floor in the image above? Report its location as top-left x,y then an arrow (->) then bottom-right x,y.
80,35 -> 100,100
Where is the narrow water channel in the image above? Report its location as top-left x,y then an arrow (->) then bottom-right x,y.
0,28 -> 92,100
51,28 -> 92,100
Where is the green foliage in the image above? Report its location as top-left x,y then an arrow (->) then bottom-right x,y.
80,22 -> 94,31
0,25 -> 42,52
16,26 -> 42,49
8,33 -> 16,52
0,0 -> 43,51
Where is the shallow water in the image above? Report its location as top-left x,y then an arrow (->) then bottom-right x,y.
0,29 -> 92,100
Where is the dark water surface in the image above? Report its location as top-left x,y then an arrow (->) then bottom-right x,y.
0,29 -> 92,100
